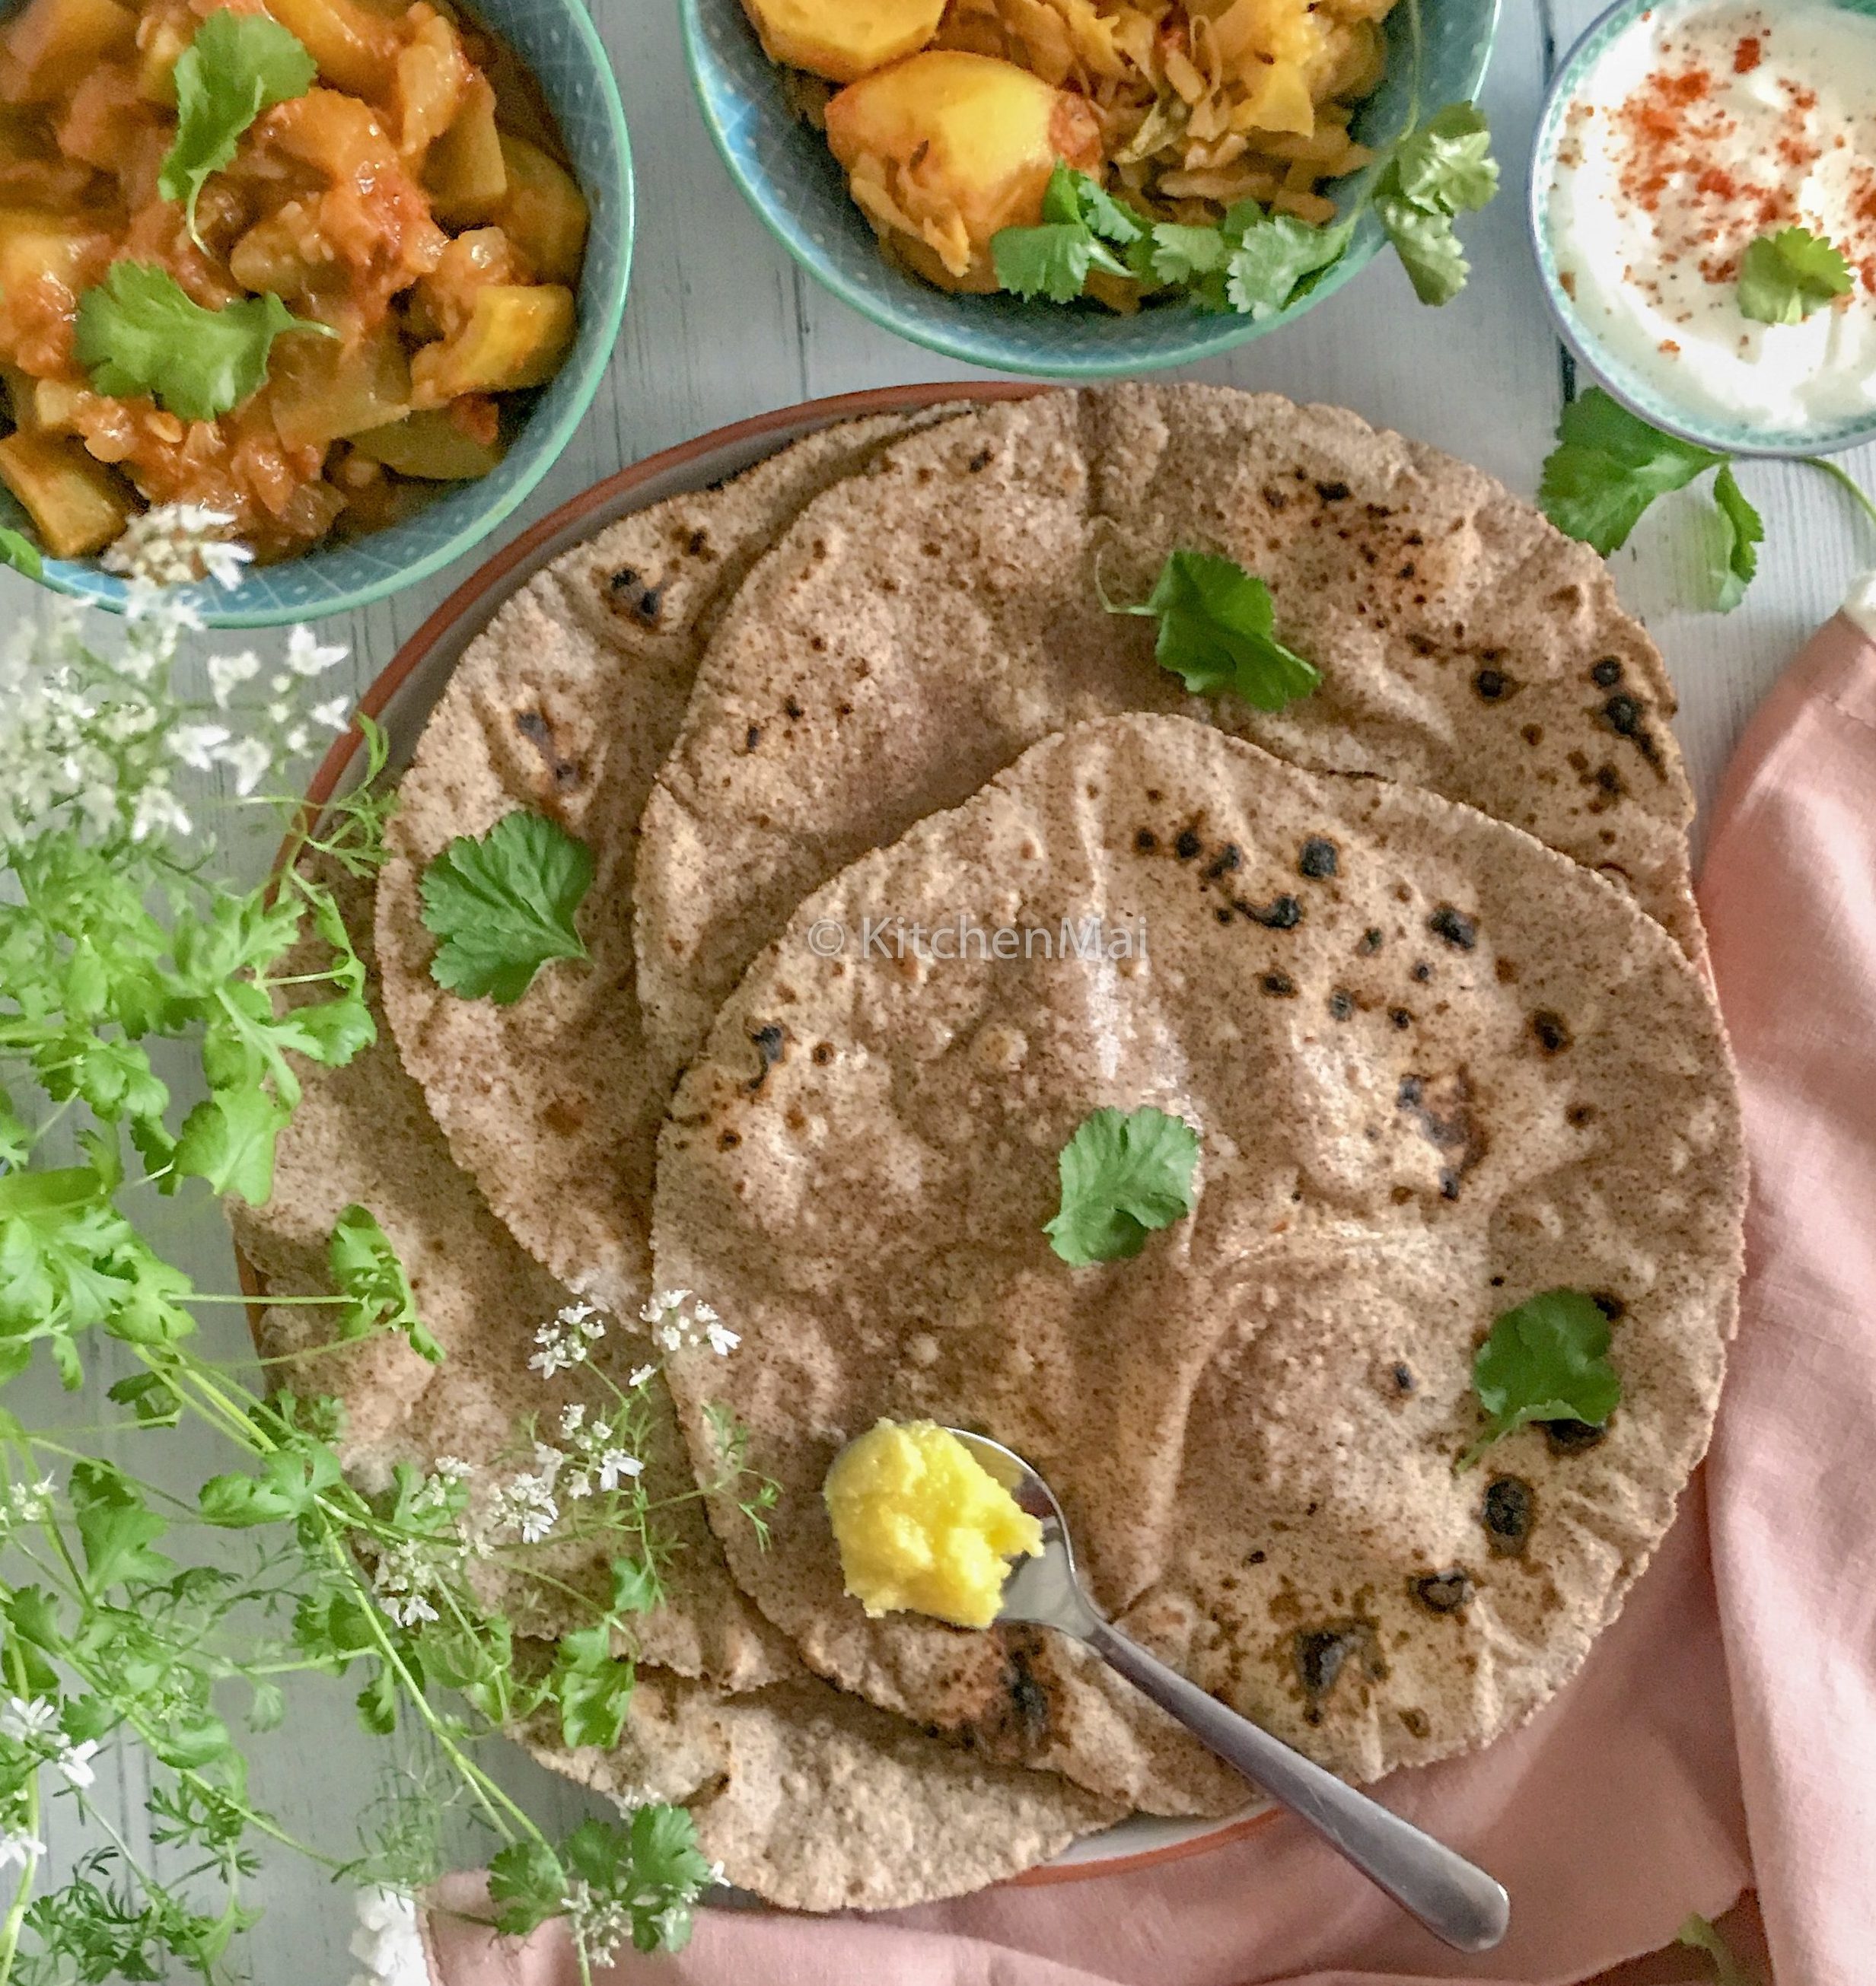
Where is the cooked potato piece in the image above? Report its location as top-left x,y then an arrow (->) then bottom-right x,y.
1237,59 -> 1314,137
409,282 -> 572,404
0,207 -> 108,294
824,53 -> 1102,284
0,0 -> 135,104
0,428 -> 129,555
492,133 -> 585,285
393,10 -> 466,160
740,0 -> 944,85
228,205 -> 330,301
268,325 -> 411,449
264,0 -> 399,97
422,72 -> 505,224
349,405 -> 503,478
134,6 -> 187,103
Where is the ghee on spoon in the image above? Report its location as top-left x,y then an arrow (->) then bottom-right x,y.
824,1421 -> 1509,1954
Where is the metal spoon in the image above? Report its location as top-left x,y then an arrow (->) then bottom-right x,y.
948,1429 -> 1511,1954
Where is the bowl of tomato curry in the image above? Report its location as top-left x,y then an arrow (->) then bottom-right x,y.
0,0 -> 630,622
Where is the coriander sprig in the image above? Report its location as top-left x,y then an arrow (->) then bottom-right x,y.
1538,388 -> 1876,614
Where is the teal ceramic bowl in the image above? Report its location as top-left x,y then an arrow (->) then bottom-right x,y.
3,0 -> 632,627
1530,0 -> 1876,458
681,0 -> 1498,378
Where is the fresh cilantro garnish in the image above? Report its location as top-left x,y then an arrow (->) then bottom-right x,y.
74,263 -> 332,422
992,164 -> 1145,302
1737,226 -> 1852,326
1228,212 -> 1356,319
1372,102 -> 1499,305
1537,388 -> 1773,614
328,1203 -> 442,1363
1457,1287 -> 1620,1470
158,11 -> 316,246
0,524 -> 42,577
1709,463 -> 1763,614
419,809 -> 594,1003
1045,1105 -> 1199,1266
1105,548 -> 1320,711
490,1813 -> 713,1952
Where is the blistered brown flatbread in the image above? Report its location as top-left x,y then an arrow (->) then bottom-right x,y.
652,715 -> 1744,1816
374,409 -> 967,1319
637,385 -> 1700,1106
236,862 -> 1116,1904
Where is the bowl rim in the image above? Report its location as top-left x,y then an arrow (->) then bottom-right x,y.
16,0 -> 635,628
677,0 -> 1500,380
1525,0 -> 1876,461
273,378 -> 1284,1889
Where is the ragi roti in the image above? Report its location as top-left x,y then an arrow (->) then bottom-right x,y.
637,384 -> 1700,1104
375,409 -> 966,1319
652,714 -> 1744,1815
235,863 -> 1116,1905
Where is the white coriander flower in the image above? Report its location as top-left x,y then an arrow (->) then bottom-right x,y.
311,693 -> 352,731
285,625 -> 349,677
705,1319 -> 741,1357
169,721 -> 231,772
557,1301 -> 604,1342
639,1289 -> 689,1326
562,1883 -> 634,1970
595,1450 -> 642,1493
348,1886 -> 427,1986
197,539 -> 254,592
54,1737 -> 99,1789
564,1470 -> 592,1501
205,649 -> 260,708
0,1829 -> 42,1873
215,735 -> 273,797
432,1456 -> 472,1483
282,723 -> 310,755
129,781 -> 192,843
8,1478 -> 52,1524
627,1364 -> 657,1390
692,1301 -> 720,1326
654,1321 -> 683,1352
378,1591 -> 438,1628
0,1698 -> 56,1743
559,1403 -> 586,1437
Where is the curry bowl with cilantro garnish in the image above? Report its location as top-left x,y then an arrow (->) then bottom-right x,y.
682,0 -> 1497,375
0,0 -> 629,619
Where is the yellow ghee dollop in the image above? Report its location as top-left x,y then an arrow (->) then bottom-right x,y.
823,1420 -> 1043,1630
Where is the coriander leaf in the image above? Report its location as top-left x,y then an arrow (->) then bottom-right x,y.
1074,177 -> 1146,248
328,1204 -> 441,1361
355,1662 -> 399,1736
626,1802 -> 715,1902
553,1632 -> 635,1750
1458,1287 -> 1621,1469
1227,212 -> 1353,320
1148,222 -> 1230,285
1376,195 -> 1470,307
70,1459 -> 175,1587
991,221 -> 1092,304
108,1370 -> 184,1427
1737,226 -> 1852,326
1045,1105 -> 1199,1265
1677,1914 -> 1759,1986
488,1839 -> 568,1938
610,1555 -> 660,1615
159,11 -> 316,244
1108,547 -> 1320,711
1708,463 -> 1763,614
1537,389 -> 1724,556
1393,102 -> 1499,215
0,525 -> 40,578
197,1471 -> 299,1528
417,810 -> 594,1004
173,1085 -> 288,1204
75,263 -> 331,423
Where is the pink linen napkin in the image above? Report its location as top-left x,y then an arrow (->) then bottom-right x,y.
423,608 -> 1876,1986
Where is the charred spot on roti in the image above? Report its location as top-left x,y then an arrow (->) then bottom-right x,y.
1400,1707 -> 1431,1738
1473,667 -> 1513,702
1360,928 -> 1384,953
1411,962 -> 1432,983
747,1024 -> 786,1091
1543,1417 -> 1608,1456
1530,1009 -> 1573,1055
1002,1643 -> 1052,1746
1482,1476 -> 1536,1557
1327,988 -> 1355,1021
718,1128 -> 741,1150
1592,1292 -> 1626,1322
1293,1622 -> 1381,1723
1411,1571 -> 1473,1615
1521,724 -> 1544,747
967,447 -> 993,472
1591,657 -> 1624,688
1260,972 -> 1297,998
744,724 -> 762,753
511,709 -> 583,791
604,565 -> 664,626
1316,480 -> 1352,503
784,696 -> 804,720
1298,837 -> 1338,879
1204,842 -> 1242,880
1392,1362 -> 1416,1393
1135,829 -> 1158,851
1396,1069 -> 1486,1196
1428,905 -> 1476,950
1174,828 -> 1202,861
1390,1007 -> 1413,1030
1601,693 -> 1665,772
1239,894 -> 1301,930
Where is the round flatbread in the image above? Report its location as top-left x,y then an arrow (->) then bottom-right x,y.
236,861 -> 1116,1905
375,409 -> 967,1319
637,384 -> 1700,1109
652,714 -> 1744,1816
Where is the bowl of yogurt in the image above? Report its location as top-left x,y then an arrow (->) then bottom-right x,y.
1531,0 -> 1876,456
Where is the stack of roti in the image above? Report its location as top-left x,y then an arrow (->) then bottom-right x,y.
236,385 -> 1745,1906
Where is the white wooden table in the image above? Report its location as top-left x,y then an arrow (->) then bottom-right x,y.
8,0 -> 1868,1975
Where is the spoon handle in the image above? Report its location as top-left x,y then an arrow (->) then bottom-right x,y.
1083,1617 -> 1509,1954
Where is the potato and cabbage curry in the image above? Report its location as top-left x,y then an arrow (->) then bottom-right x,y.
742,0 -> 1403,307
0,0 -> 587,562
